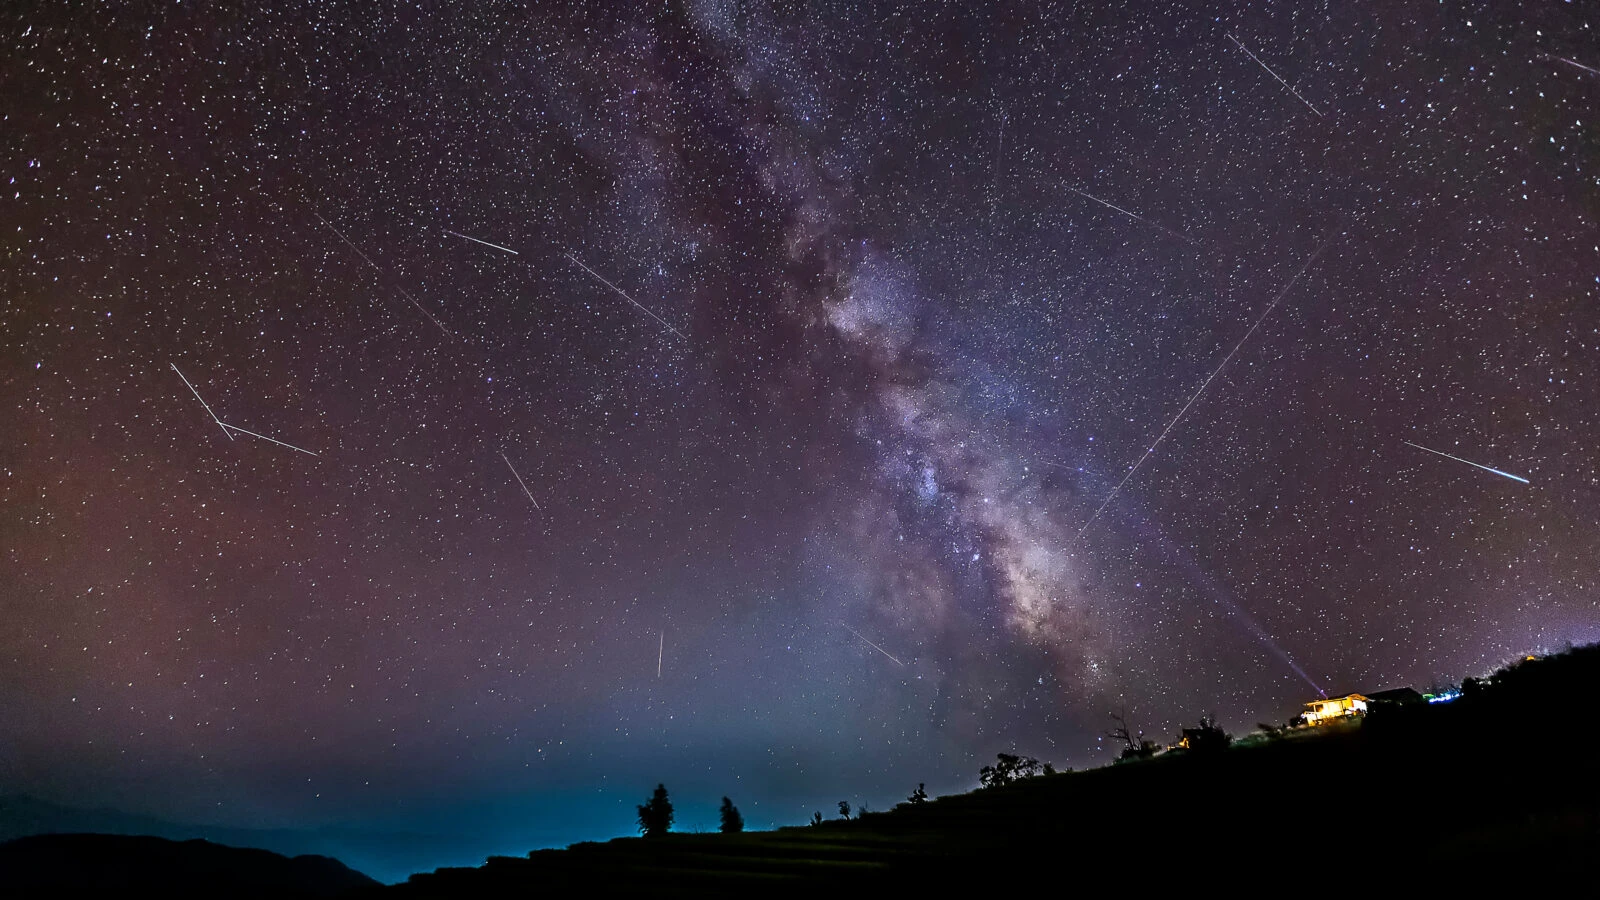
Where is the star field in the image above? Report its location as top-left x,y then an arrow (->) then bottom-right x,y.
3,0 -> 1597,871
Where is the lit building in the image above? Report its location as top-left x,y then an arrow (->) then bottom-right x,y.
1302,693 -> 1368,725
1301,687 -> 1425,724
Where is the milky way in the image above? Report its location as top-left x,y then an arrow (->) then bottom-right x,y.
3,1 -> 1597,876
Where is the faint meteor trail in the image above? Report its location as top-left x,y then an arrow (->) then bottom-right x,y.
988,107 -> 1006,221
657,630 -> 664,679
499,450 -> 542,509
1404,441 -> 1529,485
1073,238 -> 1333,544
172,363 -> 318,455
1063,185 -> 1196,245
171,363 -> 233,441
1226,33 -> 1324,118
1547,55 -> 1600,77
219,421 -> 319,457
314,212 -> 454,337
442,228 -> 519,255
843,624 -> 905,666
565,253 -> 688,340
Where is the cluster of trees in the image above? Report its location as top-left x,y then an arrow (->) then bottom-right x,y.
977,753 -> 1054,788
1106,710 -> 1236,760
638,783 -> 916,838
808,800 -> 872,823
637,711 -> 1249,839
635,785 -> 744,837
1180,715 -> 1233,753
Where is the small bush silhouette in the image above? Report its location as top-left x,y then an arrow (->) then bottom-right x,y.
1179,715 -> 1233,754
907,783 -> 928,804
837,800 -> 851,820
636,784 -> 674,837
718,797 -> 744,834
978,752 -> 1045,788
810,811 -> 823,826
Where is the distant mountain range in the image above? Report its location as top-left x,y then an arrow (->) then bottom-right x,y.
0,794 -> 489,884
0,833 -> 379,896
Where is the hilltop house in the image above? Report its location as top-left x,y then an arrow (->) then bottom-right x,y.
1302,693 -> 1369,725
1302,687 -> 1425,725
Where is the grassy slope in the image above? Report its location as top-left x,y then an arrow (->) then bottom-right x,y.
388,644 -> 1600,895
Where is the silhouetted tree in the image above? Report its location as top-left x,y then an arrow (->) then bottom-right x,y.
907,783 -> 928,805
1179,715 -> 1233,754
810,811 -> 823,826
837,800 -> 851,821
978,752 -> 1044,788
636,784 -> 674,837
717,796 -> 744,834
1108,709 -> 1160,760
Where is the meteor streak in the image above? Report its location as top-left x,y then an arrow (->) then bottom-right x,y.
565,253 -> 688,340
1063,186 -> 1196,245
442,228 -> 519,255
171,363 -> 318,456
843,624 -> 905,667
171,363 -> 233,441
1073,238 -> 1333,543
1404,440 -> 1529,485
499,450 -> 542,509
315,212 -> 454,337
658,630 -> 664,679
219,421 -> 319,457
1226,33 -> 1324,118
1547,55 -> 1600,77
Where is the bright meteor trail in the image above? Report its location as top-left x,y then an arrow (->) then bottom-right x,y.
1226,33 -> 1324,118
1404,441 -> 1529,485
499,450 -> 542,509
565,253 -> 688,340
315,211 -> 454,338
220,421 -> 319,457
843,624 -> 905,667
171,363 -> 233,442
172,363 -> 317,456
442,228 -> 519,255
1546,55 -> 1600,77
1073,238 -> 1332,544
1063,185 -> 1196,245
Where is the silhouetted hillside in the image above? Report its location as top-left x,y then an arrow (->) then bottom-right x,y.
392,643 -> 1600,894
0,833 -> 379,897
0,795 -> 503,883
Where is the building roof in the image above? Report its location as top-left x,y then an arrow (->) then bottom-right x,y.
1365,687 -> 1425,704
1304,693 -> 1368,707
1301,688 -> 1424,711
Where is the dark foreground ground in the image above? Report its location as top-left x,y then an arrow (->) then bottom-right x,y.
5,646 -> 1596,896
0,832 -> 379,897
391,645 -> 1600,896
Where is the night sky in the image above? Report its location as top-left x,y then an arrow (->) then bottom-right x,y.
4,0 -> 1597,877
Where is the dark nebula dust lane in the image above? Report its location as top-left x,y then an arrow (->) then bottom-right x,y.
2,0 -> 1596,870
